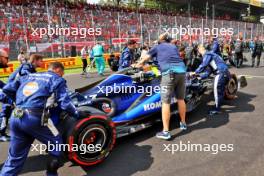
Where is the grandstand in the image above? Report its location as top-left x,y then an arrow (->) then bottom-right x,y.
0,0 -> 263,59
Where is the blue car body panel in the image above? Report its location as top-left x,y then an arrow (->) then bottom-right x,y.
76,73 -> 170,123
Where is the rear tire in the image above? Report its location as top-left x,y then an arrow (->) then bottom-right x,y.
67,115 -> 116,166
225,74 -> 238,100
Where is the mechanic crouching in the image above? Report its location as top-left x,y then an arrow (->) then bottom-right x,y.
191,45 -> 230,115
0,62 -> 79,176
136,33 -> 187,140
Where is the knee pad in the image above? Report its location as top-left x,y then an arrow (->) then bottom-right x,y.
47,156 -> 61,174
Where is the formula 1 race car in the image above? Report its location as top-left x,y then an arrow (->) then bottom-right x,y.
59,65 -> 247,167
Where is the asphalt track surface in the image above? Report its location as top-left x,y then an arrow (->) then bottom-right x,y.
0,53 -> 264,176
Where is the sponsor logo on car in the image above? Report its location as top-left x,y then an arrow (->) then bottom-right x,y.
144,98 -> 177,111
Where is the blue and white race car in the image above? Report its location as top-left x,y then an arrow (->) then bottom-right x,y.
59,65 -> 247,167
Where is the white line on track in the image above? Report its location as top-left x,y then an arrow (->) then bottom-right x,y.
239,75 -> 264,79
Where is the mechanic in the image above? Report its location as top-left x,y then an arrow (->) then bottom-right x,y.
0,49 -> 9,69
135,33 -> 187,140
92,42 -> 105,76
191,45 -> 230,115
0,54 -> 44,142
211,36 -> 222,56
108,52 -> 119,72
0,62 -> 79,176
80,46 -> 88,75
0,49 -> 9,140
251,36 -> 263,68
118,40 -> 137,70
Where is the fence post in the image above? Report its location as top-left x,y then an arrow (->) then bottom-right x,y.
117,12 -> 121,50
140,13 -> 143,47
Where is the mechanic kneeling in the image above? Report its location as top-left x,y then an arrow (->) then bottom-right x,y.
136,33 -> 187,140
192,45 -> 230,115
0,62 -> 79,176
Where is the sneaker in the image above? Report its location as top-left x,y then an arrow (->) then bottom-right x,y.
180,122 -> 187,130
0,134 -> 10,142
156,131 -> 171,140
209,110 -> 221,116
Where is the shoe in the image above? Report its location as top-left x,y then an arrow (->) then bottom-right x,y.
99,73 -> 105,76
0,133 -> 10,142
180,122 -> 187,130
208,110 -> 221,116
80,72 -> 86,75
156,131 -> 171,140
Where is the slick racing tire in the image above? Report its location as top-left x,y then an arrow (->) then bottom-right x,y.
66,114 -> 116,167
225,74 -> 238,100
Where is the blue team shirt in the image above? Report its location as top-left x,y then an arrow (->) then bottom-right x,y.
211,39 -> 221,56
8,63 -> 36,82
0,71 -> 77,117
195,52 -> 228,77
119,47 -> 134,70
148,43 -> 186,74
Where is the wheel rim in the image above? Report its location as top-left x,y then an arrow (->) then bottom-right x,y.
228,79 -> 237,94
78,126 -> 107,155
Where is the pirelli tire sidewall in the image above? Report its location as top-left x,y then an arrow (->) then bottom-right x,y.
67,115 -> 116,166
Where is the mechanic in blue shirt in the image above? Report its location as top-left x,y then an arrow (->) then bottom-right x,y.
118,40 -> 137,70
211,37 -> 221,56
136,33 -> 187,140
191,45 -> 230,115
0,62 -> 78,176
249,40 -> 255,54
0,54 -> 44,142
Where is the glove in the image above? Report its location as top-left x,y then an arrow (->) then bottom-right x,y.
189,72 -> 196,77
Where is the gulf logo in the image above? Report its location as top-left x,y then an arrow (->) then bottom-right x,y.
22,82 -> 39,97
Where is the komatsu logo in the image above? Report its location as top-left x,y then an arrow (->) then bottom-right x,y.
143,98 -> 178,111
144,101 -> 162,111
